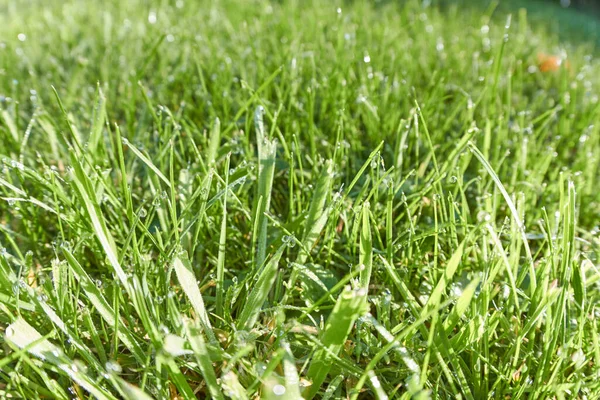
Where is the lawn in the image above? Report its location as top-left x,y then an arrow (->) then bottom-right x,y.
1,0 -> 599,398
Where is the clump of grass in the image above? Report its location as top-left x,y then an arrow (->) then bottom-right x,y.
1,0 -> 599,398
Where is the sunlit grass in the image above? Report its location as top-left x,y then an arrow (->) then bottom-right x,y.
0,0 -> 599,398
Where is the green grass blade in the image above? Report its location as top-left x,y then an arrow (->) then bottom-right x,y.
468,142 -> 535,292
88,84 -> 107,152
123,139 -> 171,188
359,201 -> 373,289
304,286 -> 368,399
62,248 -> 145,363
254,105 -> 277,269
422,241 -> 465,315
115,377 -> 154,400
207,117 -> 221,166
6,318 -> 117,400
173,250 -> 216,343
237,244 -> 285,331
185,321 -> 224,400
68,151 -> 130,290
216,154 -> 230,317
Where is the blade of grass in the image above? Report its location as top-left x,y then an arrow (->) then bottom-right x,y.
6,318 -> 117,400
237,244 -> 285,331
304,286 -> 368,399
173,249 -> 216,343
254,105 -> 277,270
184,320 -> 224,400
62,248 -> 145,363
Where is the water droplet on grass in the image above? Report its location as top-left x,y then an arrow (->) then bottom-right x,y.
159,324 -> 170,334
477,211 -> 491,222
273,384 -> 286,396
105,360 -> 122,374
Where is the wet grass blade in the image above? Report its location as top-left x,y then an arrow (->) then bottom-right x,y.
298,160 -> 333,263
185,320 -> 224,400
281,341 -> 303,400
62,248 -> 145,363
216,154 -> 230,317
422,242 -> 465,315
88,84 -> 106,152
173,250 -> 216,343
123,139 -> 171,188
207,117 -> 221,166
468,142 -> 535,292
68,151 -> 130,290
115,377 -> 154,400
254,106 -> 277,270
359,201 -> 373,289
6,318 -> 117,400
304,286 -> 368,399
237,245 -> 285,331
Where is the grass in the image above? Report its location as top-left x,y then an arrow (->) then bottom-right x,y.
0,0 -> 599,398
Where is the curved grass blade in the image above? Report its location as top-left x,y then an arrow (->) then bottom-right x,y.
6,318 -> 117,400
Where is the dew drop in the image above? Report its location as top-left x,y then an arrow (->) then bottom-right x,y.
477,211 -> 491,222
273,384 -> 286,396
105,360 -> 122,374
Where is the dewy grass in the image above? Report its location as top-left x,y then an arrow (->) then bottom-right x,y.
0,0 -> 599,398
